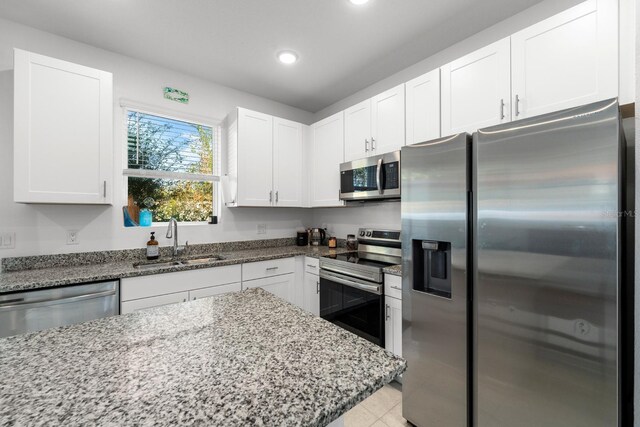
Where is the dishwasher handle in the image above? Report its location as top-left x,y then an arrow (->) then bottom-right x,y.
0,289 -> 117,311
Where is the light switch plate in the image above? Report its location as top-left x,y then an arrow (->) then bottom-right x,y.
0,233 -> 15,249
257,224 -> 267,235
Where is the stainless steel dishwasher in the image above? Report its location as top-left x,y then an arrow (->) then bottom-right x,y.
0,281 -> 119,338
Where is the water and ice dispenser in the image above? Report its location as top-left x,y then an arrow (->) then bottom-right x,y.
412,240 -> 452,298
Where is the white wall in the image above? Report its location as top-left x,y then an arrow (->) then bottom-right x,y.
312,203 -> 400,238
0,18 -> 314,259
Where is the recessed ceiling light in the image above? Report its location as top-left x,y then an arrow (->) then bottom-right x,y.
278,51 -> 298,65
350,0 -> 370,5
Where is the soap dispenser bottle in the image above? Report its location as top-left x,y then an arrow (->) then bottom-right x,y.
146,232 -> 159,260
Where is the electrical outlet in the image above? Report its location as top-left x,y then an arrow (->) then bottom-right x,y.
257,223 -> 267,235
66,230 -> 79,245
0,233 -> 15,249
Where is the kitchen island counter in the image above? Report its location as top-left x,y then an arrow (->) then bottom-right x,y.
0,288 -> 405,426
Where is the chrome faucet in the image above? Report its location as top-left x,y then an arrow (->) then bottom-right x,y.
166,218 -> 188,258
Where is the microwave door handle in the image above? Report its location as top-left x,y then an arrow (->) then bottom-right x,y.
376,158 -> 383,194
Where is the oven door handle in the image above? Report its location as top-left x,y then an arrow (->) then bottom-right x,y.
320,270 -> 382,295
376,157 -> 383,195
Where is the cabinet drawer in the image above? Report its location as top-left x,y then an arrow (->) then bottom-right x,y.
190,282 -> 241,301
242,257 -> 295,281
121,291 -> 189,314
384,274 -> 402,300
242,273 -> 294,303
304,257 -> 319,275
121,264 -> 241,301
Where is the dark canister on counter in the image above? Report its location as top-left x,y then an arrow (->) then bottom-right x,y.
296,231 -> 308,246
346,234 -> 357,250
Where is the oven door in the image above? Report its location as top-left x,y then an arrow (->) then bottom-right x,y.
319,269 -> 384,346
340,151 -> 400,201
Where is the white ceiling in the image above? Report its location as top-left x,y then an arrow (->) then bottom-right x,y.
0,0 -> 544,112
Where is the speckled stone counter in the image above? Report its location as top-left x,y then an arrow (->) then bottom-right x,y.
0,288 -> 406,426
383,264 -> 402,276
0,245 -> 351,294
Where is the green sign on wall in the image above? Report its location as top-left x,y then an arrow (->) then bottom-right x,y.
163,87 -> 189,104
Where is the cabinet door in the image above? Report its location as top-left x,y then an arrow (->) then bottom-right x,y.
406,69 -> 441,145
344,99 -> 372,162
237,108 -> 273,206
121,291 -> 189,314
13,49 -> 113,204
511,0 -> 617,119
441,38 -> 511,135
189,282 -> 241,300
303,273 -> 320,316
273,117 -> 303,207
243,273 -> 294,304
310,112 -> 345,207
384,296 -> 402,357
372,84 -> 405,154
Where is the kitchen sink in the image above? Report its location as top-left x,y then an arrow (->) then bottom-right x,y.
133,260 -> 182,270
133,255 -> 225,270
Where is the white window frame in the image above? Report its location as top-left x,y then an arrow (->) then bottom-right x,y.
121,100 -> 222,225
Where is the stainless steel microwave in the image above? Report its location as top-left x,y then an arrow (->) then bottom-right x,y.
339,151 -> 400,201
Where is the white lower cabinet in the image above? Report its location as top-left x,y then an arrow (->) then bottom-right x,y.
121,291 -> 190,314
384,274 -> 403,358
120,265 -> 242,314
302,257 -> 320,315
190,282 -> 242,300
384,295 -> 402,357
243,273 -> 295,303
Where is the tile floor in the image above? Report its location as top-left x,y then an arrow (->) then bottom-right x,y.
344,382 -> 410,427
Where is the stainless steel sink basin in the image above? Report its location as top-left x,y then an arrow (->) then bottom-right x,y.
133,255 -> 224,270
181,255 -> 224,265
133,260 -> 182,270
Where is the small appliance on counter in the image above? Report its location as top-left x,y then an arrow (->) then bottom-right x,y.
296,230 -> 308,246
346,234 -> 357,250
310,228 -> 326,246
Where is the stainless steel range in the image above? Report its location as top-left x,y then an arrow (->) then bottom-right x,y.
319,228 -> 401,346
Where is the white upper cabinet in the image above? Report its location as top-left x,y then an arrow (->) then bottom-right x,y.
405,69 -> 441,145
344,99 -> 372,162
229,108 -> 306,207
236,108 -> 274,207
343,84 -> 405,161
510,0 -> 617,119
273,117 -> 303,207
371,84 -> 405,154
13,49 -> 113,204
441,38 -> 511,135
310,111 -> 344,207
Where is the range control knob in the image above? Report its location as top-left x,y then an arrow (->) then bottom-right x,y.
359,231 -> 365,237
365,231 -> 372,237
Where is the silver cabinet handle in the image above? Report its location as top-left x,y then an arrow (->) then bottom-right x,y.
376,157 -> 383,195
385,304 -> 390,321
371,137 -> 375,150
390,286 -> 402,291
365,138 -> 369,152
275,191 -> 279,203
499,98 -> 505,120
306,264 -> 317,268
515,94 -> 520,117
316,280 -> 320,294
183,298 -> 187,302
266,266 -> 279,271
103,180 -> 107,198
269,190 -> 273,203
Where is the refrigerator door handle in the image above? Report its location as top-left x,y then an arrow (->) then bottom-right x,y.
376,158 -> 383,194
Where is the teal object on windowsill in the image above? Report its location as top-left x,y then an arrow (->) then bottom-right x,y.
139,209 -> 152,227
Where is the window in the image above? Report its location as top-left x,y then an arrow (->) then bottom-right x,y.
124,109 -> 221,223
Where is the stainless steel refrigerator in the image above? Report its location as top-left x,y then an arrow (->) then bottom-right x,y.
401,99 -> 624,427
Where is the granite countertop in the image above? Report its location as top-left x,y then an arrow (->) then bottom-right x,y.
0,288 -> 406,426
383,264 -> 402,276
0,245 -> 351,294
